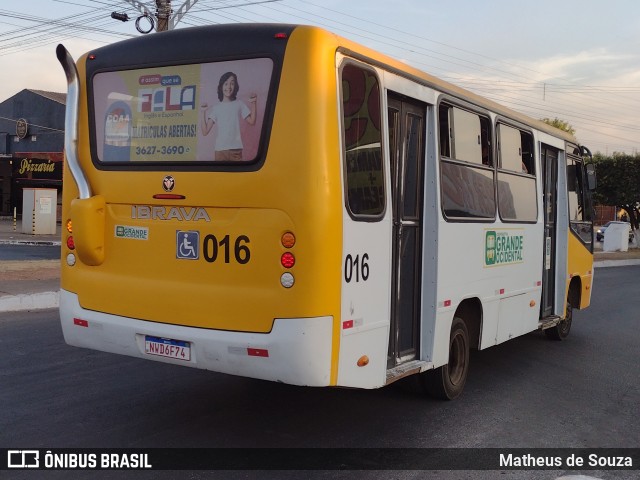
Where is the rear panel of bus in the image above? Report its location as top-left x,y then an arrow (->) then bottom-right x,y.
60,25 -> 344,384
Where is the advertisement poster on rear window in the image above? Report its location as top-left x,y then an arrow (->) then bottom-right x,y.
92,58 -> 273,163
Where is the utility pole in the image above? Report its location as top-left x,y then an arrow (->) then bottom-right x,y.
117,0 -> 199,33
155,0 -> 171,32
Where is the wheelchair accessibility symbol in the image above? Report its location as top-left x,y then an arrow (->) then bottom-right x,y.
176,230 -> 200,260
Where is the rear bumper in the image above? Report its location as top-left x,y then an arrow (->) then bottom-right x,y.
60,289 -> 333,386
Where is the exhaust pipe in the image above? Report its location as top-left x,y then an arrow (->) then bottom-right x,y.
56,44 -> 92,200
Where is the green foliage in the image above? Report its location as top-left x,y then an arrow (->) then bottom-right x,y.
541,117 -> 576,136
592,153 -> 640,230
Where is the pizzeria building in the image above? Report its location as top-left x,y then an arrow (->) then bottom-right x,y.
0,89 -> 65,218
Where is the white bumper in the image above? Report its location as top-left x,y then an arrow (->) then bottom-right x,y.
60,289 -> 333,386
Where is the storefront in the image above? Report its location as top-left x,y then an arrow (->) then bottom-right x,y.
0,89 -> 65,217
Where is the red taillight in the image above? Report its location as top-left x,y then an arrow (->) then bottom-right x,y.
66,236 -> 75,250
274,32 -> 288,39
281,252 -> 295,269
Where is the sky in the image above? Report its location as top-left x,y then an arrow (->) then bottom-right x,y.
1,0 -> 640,155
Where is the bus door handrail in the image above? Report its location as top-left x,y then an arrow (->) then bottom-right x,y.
57,44 -> 92,200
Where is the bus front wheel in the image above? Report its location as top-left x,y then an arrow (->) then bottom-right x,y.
422,316 -> 470,400
545,300 -> 573,340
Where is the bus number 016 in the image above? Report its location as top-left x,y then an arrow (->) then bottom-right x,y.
203,234 -> 251,264
344,253 -> 369,283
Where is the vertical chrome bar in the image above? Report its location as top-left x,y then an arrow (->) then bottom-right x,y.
57,44 -> 92,200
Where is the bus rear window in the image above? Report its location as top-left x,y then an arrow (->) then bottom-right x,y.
93,58 -> 273,164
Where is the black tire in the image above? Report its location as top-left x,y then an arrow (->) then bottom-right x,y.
545,300 -> 573,340
421,316 -> 470,400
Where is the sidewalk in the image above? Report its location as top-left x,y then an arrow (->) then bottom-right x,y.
1,218 -> 639,313
0,218 -> 61,312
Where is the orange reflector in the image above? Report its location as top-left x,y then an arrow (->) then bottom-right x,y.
530,300 -> 536,307
66,236 -> 75,250
66,219 -> 73,233
281,252 -> 295,268
281,232 -> 296,248
357,355 -> 369,367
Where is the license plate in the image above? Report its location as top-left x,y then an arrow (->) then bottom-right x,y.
144,335 -> 191,361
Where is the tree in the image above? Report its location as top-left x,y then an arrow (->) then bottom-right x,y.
541,117 -> 576,136
592,152 -> 640,245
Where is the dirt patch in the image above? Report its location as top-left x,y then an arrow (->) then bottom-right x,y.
0,260 -> 60,281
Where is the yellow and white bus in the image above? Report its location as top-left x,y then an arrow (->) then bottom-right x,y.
57,24 -> 596,399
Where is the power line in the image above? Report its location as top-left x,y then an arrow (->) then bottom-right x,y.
0,115 -> 65,133
1,0 -> 637,153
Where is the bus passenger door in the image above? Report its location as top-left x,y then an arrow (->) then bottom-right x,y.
387,95 -> 425,367
541,145 -> 558,318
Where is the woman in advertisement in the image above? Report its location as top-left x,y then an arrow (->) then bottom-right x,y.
200,71 -> 257,161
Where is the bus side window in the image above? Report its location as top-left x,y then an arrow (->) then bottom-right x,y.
481,126 -> 492,166
498,124 -> 522,172
439,104 -> 491,166
520,131 -> 534,175
451,107 -> 482,165
439,103 -> 496,220
567,155 -> 587,221
498,124 -> 534,175
341,63 -> 384,218
438,104 -> 451,158
497,124 -> 537,222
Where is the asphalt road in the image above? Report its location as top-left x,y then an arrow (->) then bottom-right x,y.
1,266 -> 639,480
0,244 -> 61,261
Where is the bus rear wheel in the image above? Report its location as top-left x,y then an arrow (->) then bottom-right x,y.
422,316 -> 470,400
545,300 -> 573,340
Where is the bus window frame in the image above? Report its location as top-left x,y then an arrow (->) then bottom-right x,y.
339,59 -> 387,222
437,97 -> 496,223
495,118 -> 538,225
86,54 -> 283,173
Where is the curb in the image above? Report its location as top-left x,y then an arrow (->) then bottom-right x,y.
594,259 -> 640,268
0,236 -> 61,246
0,291 -> 60,313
